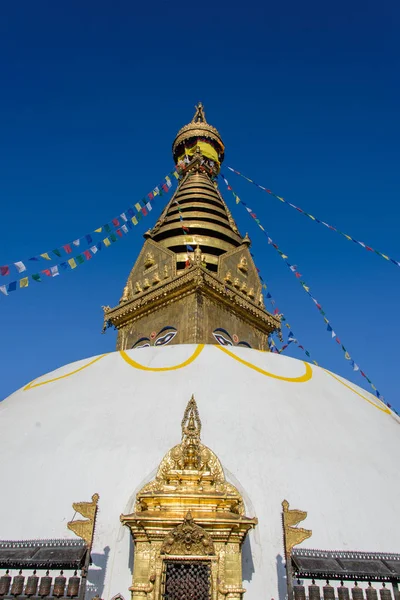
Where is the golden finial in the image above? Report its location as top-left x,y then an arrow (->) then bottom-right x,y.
192,102 -> 207,123
181,394 -> 201,442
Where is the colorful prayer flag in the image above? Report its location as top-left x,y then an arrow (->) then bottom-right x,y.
20,277 -> 29,288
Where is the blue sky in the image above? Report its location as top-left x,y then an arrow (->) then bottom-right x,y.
1,0 -> 399,408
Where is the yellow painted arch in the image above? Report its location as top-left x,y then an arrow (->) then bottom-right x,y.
119,344 -> 204,371
215,346 -> 313,382
24,354 -> 108,391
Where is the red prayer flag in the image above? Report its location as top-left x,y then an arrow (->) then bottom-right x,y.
148,192 -> 154,200
273,308 -> 279,315
64,244 -> 72,254
295,272 -> 302,278
182,225 -> 190,232
142,207 -> 148,216
112,218 -> 120,227
116,229 -> 123,237
42,269 -> 51,276
0,266 -> 10,276
162,183 -> 169,193
83,250 -> 92,260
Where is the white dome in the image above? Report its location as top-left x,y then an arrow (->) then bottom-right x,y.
1,344 -> 399,599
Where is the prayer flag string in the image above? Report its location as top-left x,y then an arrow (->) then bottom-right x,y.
0,171 -> 179,277
0,172 -> 178,296
220,173 -> 389,407
226,166 -> 400,269
253,254 -> 319,363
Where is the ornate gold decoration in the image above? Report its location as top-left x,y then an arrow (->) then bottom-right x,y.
189,246 -> 206,268
224,270 -> 232,283
237,256 -> 248,274
144,252 -> 155,269
282,499 -> 312,557
121,397 -> 256,600
120,284 -> 130,304
172,103 -> 225,166
161,512 -> 214,556
67,493 -> 99,547
104,109 -> 281,351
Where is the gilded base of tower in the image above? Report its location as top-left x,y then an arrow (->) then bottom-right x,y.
104,265 -> 279,351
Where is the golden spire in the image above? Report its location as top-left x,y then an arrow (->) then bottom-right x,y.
172,102 -> 225,167
103,105 -> 281,351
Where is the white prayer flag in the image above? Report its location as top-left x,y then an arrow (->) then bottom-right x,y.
14,261 -> 26,273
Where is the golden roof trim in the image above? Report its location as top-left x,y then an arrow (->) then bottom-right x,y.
104,267 -> 280,330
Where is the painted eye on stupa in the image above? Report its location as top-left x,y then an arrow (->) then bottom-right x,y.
132,337 -> 151,349
212,328 -> 252,348
212,328 -> 234,346
154,326 -> 178,346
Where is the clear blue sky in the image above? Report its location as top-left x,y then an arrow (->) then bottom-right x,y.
1,0 -> 399,408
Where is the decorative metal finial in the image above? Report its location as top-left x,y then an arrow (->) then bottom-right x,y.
181,394 -> 202,442
192,102 -> 207,123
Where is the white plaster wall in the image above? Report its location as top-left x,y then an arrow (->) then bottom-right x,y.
0,345 -> 399,600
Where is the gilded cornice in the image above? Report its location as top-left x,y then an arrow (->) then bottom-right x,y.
104,266 -> 280,332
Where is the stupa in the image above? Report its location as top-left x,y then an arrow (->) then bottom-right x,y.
0,105 -> 399,600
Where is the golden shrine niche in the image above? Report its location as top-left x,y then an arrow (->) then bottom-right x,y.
120,395 -> 257,600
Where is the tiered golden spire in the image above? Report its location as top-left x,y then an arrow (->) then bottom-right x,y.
103,105 -> 280,351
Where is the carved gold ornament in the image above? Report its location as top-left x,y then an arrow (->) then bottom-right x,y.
237,256 -> 248,274
121,396 -> 256,600
144,252 -> 155,269
282,499 -> 312,557
67,493 -> 99,547
161,512 -> 214,556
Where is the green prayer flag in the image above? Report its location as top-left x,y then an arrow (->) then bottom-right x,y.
52,249 -> 62,257
32,273 -> 41,282
104,224 -> 111,233
110,233 -> 117,243
76,254 -> 85,265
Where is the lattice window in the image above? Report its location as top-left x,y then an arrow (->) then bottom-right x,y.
162,561 -> 211,600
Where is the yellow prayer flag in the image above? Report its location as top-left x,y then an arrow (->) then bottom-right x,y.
94,227 -> 102,233
235,196 -> 240,204
281,254 -> 288,259
276,196 -> 285,202
68,258 -> 77,269
103,238 -> 111,247
173,171 -> 179,179
135,203 -> 142,212
308,215 -> 316,220
344,235 -> 352,240
20,277 -> 29,288
382,254 -> 389,260
131,216 -> 138,226
40,253 -> 51,260
259,225 -> 265,231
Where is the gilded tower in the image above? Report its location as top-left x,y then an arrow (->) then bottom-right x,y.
104,104 -> 280,351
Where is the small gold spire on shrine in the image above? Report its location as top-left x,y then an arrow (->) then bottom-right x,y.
191,102 -> 207,123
